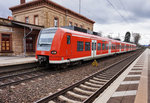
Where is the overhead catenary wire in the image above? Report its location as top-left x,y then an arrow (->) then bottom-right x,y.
117,0 -> 128,14
105,0 -> 131,26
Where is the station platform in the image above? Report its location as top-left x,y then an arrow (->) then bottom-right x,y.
94,48 -> 149,103
0,56 -> 37,67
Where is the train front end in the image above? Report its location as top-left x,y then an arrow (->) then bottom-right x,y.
36,28 -> 57,65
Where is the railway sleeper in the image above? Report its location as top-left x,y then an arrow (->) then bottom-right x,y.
100,73 -> 114,77
73,87 -> 94,96
79,84 -> 98,91
97,74 -> 113,78
93,77 -> 108,82
48,101 -> 56,103
85,82 -> 102,88
96,75 -> 110,80
67,91 -> 88,101
17,77 -> 23,80
89,79 -> 105,85
58,95 -> 81,103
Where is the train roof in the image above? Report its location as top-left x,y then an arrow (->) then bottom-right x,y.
41,27 -> 136,46
59,28 -> 136,46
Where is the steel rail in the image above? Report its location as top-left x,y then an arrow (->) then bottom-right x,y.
83,50 -> 143,103
0,68 -> 44,80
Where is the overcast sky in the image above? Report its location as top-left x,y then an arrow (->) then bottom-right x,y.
0,0 -> 150,45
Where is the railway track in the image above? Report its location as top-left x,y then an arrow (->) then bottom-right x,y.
35,49 -> 144,103
0,63 -> 37,76
0,67 -> 48,88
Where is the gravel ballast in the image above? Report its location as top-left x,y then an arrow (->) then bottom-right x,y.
0,51 -> 138,103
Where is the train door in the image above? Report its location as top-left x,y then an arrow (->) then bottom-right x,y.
66,33 -> 72,57
108,41 -> 111,54
91,40 -> 97,57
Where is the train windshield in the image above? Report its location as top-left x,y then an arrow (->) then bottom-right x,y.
38,29 -> 56,45
37,28 -> 57,51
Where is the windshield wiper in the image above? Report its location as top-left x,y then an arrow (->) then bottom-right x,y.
39,43 -> 51,46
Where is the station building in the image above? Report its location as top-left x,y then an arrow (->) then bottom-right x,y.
0,18 -> 43,56
0,0 -> 95,56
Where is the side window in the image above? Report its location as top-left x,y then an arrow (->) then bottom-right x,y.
97,43 -> 101,50
67,35 -> 71,44
77,41 -> 83,51
102,43 -> 105,50
85,42 -> 90,51
106,44 -> 108,50
114,44 -> 116,49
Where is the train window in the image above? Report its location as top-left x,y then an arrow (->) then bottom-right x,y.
102,43 -> 105,50
67,35 -> 71,44
115,44 -> 116,49
117,45 -> 119,49
85,42 -> 90,51
77,41 -> 83,51
106,44 -> 108,50
97,43 -> 101,50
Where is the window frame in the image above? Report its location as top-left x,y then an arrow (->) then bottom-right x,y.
34,15 -> 39,25
25,16 -> 29,23
54,17 -> 59,27
106,43 -> 108,50
69,21 -> 73,26
1,33 -> 12,52
85,42 -> 90,51
97,43 -> 101,50
102,43 -> 105,50
77,41 -> 84,51
67,35 -> 71,44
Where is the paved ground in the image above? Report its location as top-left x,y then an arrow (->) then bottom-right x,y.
93,48 -> 149,103
0,56 -> 37,67
0,56 -> 23,60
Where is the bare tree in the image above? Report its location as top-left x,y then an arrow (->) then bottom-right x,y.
124,32 -> 131,42
133,33 -> 141,45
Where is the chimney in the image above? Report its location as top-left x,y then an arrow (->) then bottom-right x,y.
20,0 -> 25,4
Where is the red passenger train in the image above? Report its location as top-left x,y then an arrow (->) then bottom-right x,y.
36,27 -> 136,65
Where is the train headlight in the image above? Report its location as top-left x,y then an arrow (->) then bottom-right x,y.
51,50 -> 57,55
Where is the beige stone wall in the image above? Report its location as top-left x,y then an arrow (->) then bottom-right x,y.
12,4 -> 94,30
12,27 -> 24,56
12,6 -> 45,27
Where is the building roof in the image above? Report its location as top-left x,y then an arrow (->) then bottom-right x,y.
9,0 -> 95,24
0,17 -> 43,30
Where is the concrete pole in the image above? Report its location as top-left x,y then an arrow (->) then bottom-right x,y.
79,0 -> 81,14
